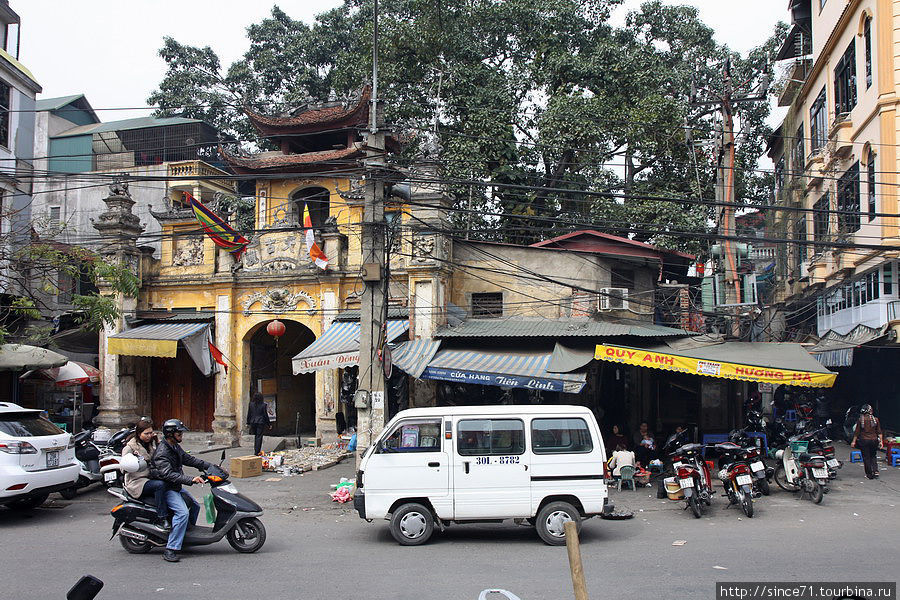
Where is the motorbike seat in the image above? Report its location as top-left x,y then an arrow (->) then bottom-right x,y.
125,490 -> 157,507
714,442 -> 741,452
678,443 -> 703,454
797,452 -> 824,464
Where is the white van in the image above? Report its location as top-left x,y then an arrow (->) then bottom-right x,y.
354,405 -> 611,546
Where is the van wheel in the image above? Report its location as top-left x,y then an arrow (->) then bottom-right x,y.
536,501 -> 581,546
389,503 -> 434,546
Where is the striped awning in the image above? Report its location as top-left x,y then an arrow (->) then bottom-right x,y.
292,319 -> 409,374
107,322 -> 214,376
420,348 -> 587,394
391,339 -> 442,378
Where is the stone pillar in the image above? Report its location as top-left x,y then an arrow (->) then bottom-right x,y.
212,293 -> 239,445
316,290 -> 339,442
92,180 -> 145,429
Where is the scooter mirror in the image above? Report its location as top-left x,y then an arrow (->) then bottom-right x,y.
67,575 -> 103,600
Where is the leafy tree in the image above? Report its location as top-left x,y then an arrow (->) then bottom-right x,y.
149,1 -> 781,257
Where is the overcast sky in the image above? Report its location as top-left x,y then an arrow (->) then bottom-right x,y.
14,1 -> 786,120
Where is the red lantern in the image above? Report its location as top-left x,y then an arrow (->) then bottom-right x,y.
266,319 -> 286,339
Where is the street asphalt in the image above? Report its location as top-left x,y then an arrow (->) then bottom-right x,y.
2,443 -> 898,600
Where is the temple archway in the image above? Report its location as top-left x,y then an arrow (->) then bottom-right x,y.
292,186 -> 330,228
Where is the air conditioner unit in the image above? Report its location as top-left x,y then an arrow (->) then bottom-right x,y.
599,288 -> 629,311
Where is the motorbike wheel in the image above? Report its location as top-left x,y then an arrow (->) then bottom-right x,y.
59,487 -> 78,500
688,495 -> 702,518
758,477 -> 770,496
774,465 -> 799,492
739,491 -> 754,518
226,517 -> 267,553
810,481 -> 824,505
119,534 -> 152,554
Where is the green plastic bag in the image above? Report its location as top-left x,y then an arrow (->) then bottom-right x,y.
203,493 -> 216,524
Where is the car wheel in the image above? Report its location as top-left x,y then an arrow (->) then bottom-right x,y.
7,494 -> 49,510
59,487 -> 78,500
389,503 -> 435,546
535,501 -> 581,546
119,534 -> 152,554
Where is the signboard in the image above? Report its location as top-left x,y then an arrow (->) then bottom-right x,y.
420,367 -> 586,394
594,344 -> 836,388
292,352 -> 358,373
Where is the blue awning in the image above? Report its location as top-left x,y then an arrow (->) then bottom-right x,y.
292,319 -> 409,374
391,339 -> 442,378
420,348 -> 587,394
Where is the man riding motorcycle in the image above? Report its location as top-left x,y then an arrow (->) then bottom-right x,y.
150,419 -> 214,563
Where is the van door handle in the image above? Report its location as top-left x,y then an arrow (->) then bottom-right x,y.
428,461 -> 440,468
464,461 -> 470,474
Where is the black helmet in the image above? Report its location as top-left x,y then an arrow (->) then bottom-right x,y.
860,404 -> 872,414
162,419 -> 189,437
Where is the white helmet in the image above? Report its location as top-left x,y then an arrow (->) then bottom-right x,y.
119,453 -> 147,473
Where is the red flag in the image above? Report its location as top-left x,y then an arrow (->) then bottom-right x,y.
208,341 -> 229,374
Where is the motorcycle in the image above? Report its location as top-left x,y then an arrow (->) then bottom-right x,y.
774,441 -> 830,504
108,455 -> 266,554
712,442 -> 759,517
670,443 -> 714,518
793,424 -> 841,478
727,428 -> 772,495
60,428 -> 131,498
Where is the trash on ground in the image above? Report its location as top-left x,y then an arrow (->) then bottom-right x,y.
713,566 -> 728,570
672,540 -> 687,546
600,509 -> 634,520
259,447 -> 352,474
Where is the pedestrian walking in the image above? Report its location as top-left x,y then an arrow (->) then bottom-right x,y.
247,392 -> 271,455
851,404 -> 883,479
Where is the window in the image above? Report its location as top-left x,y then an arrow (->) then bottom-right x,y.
834,41 -> 857,116
379,418 -> 442,453
48,206 -> 61,226
884,263 -> 894,295
531,418 -> 593,454
793,216 -> 807,269
610,268 -> 635,289
867,157 -> 876,220
837,162 -> 861,233
457,419 -> 525,456
810,88 -> 827,153
774,156 -> 785,195
813,193 -> 830,241
471,292 -> 503,318
864,15 -> 873,89
791,125 -> 805,171
0,80 -> 9,148
57,271 -> 75,304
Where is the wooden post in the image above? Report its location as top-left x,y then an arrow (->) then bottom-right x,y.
564,521 -> 589,600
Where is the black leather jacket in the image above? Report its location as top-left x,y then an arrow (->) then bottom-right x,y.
150,439 -> 213,491
247,399 -> 269,425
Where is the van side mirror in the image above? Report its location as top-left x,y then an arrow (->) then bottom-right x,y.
67,575 -> 104,600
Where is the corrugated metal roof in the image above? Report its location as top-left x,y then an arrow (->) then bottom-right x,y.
52,116 -> 203,138
36,94 -> 86,112
333,307 -> 410,322
108,322 -> 208,341
434,318 -> 691,339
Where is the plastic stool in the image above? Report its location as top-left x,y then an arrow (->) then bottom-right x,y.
784,410 -> 798,422
891,449 -> 900,467
849,449 -> 863,463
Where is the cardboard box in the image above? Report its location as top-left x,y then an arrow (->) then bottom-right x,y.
230,455 -> 262,478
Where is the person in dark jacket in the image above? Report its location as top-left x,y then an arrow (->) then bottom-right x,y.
851,404 -> 884,480
247,392 -> 271,455
150,419 -> 213,563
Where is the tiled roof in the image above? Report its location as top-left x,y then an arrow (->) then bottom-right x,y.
218,144 -> 364,173
434,318 -> 692,339
245,86 -> 371,136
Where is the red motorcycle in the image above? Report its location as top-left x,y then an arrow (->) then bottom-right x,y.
671,443 -> 714,518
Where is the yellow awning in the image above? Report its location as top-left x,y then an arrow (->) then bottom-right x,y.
595,342 -> 837,388
108,337 -> 178,358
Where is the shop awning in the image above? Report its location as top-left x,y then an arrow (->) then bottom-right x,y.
594,341 -> 836,388
292,319 -> 409,374
391,339 -> 442,378
0,344 -> 68,372
420,348 -> 587,394
808,324 -> 890,368
107,322 -> 214,376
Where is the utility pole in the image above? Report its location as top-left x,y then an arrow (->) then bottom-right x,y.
357,0 -> 387,455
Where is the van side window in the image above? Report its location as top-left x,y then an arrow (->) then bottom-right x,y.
457,419 -> 525,456
531,418 -> 593,454
378,419 -> 442,453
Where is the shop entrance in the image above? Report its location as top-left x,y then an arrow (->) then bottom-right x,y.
151,350 -> 215,431
247,320 -> 316,436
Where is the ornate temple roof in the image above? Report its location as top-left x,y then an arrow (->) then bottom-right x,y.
245,86 -> 371,137
218,143 -> 365,175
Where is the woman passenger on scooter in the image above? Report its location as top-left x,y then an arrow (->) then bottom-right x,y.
122,418 -> 169,528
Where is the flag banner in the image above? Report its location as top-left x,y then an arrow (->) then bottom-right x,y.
188,193 -> 249,258
303,205 -> 329,269
208,340 -> 229,374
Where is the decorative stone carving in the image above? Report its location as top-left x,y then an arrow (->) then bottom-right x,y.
411,233 -> 436,263
242,288 -> 317,316
240,230 -> 308,272
172,237 -> 203,266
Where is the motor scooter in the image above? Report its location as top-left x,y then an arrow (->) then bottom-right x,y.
108,455 -> 266,554
59,429 -> 104,499
774,441 -> 830,504
712,442 -> 758,517
670,443 -> 714,518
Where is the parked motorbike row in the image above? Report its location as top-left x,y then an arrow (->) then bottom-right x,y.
658,412 -> 845,518
60,426 -> 129,499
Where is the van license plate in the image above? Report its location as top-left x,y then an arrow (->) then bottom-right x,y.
812,468 -> 828,479
679,478 -> 694,488
826,459 -> 839,468
750,461 -> 764,472
736,475 -> 752,486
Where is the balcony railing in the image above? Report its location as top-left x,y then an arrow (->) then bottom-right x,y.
167,160 -> 228,180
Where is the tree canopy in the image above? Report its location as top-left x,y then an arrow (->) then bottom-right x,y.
149,0 -> 783,257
